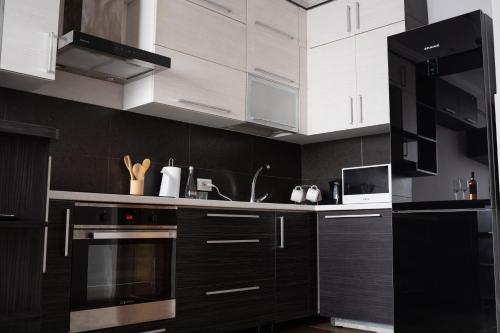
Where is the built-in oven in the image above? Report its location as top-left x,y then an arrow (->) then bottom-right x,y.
69,203 -> 177,333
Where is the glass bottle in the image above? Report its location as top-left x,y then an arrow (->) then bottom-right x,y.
185,166 -> 198,199
468,171 -> 477,200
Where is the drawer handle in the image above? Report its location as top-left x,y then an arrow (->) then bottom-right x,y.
64,209 -> 70,257
254,20 -> 295,40
199,0 -> 232,13
207,239 -> 260,244
324,214 -> 382,219
206,286 -> 260,296
177,99 -> 232,114
249,116 -> 296,129
254,67 -> 295,84
206,213 -> 260,219
140,329 -> 166,333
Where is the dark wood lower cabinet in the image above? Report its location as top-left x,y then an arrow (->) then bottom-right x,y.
318,209 -> 393,325
275,213 -> 317,323
42,201 -> 74,333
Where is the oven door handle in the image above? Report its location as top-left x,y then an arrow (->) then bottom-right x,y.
90,231 -> 177,239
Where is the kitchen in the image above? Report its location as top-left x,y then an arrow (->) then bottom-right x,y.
0,0 -> 499,333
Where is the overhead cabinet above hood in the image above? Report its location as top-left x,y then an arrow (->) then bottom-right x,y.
58,0 -> 170,84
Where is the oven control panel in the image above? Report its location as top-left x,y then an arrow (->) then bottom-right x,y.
73,203 -> 177,226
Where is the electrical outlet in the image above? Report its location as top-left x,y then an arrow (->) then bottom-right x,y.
197,178 -> 212,191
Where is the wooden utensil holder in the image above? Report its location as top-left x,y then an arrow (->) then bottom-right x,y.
130,179 -> 144,196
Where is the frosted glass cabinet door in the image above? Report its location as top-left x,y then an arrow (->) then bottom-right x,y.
247,75 -> 299,133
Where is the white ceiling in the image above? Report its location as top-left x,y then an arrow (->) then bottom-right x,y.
287,0 -> 331,9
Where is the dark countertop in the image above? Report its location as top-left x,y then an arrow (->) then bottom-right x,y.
393,199 -> 492,211
0,119 -> 59,141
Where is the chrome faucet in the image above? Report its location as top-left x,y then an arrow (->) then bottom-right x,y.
250,164 -> 271,203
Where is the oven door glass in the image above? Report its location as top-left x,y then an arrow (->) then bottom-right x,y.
71,238 -> 175,311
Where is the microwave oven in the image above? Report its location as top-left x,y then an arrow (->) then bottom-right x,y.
342,164 -> 392,204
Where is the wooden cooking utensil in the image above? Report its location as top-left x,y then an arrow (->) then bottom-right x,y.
124,155 -> 134,180
132,163 -> 142,181
141,158 -> 151,178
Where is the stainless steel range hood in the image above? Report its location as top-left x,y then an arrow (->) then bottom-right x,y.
58,0 -> 170,84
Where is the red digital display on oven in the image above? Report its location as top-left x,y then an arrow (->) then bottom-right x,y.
124,213 -> 135,223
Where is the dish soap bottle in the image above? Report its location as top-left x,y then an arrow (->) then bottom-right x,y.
468,171 -> 477,200
185,166 -> 198,199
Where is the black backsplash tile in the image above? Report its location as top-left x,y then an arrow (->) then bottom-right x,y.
50,152 -> 108,193
302,137 -> 362,181
251,137 -> 301,179
0,87 -> 391,204
362,133 -> 391,165
110,112 -> 190,166
190,125 -> 253,174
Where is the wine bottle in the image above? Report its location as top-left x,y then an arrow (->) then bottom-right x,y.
468,171 -> 477,200
185,166 -> 198,199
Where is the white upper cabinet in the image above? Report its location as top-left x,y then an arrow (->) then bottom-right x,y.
186,0 -> 247,23
356,22 -> 405,128
308,0 -> 405,48
0,0 -> 60,80
124,45 -> 246,124
308,37 -> 357,135
307,21 -> 405,135
308,0 -> 352,48
247,0 -> 300,87
355,0 -> 405,34
155,0 -> 246,71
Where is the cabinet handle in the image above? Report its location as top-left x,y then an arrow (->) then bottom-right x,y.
206,239 -> 260,244
206,286 -> 260,296
199,0 -> 232,13
278,216 -> 285,249
324,214 -> 382,219
47,32 -> 57,74
0,213 -> 16,221
358,95 -> 363,123
254,20 -> 295,40
465,117 -> 477,124
347,5 -> 352,33
349,96 -> 354,125
177,99 -> 232,114
206,213 -> 260,219
356,2 -> 360,30
254,67 -> 295,84
443,107 -> 457,115
140,329 -> 166,333
42,225 -> 48,273
250,116 -> 296,129
64,209 -> 70,257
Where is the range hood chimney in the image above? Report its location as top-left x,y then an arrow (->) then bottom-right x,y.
57,0 -> 170,84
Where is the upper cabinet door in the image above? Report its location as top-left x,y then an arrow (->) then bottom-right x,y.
0,0 -> 60,80
308,0 -> 352,48
248,0 -> 299,41
155,0 -> 246,71
186,0 -> 247,23
307,37 -> 357,135
355,22 -> 405,128
355,0 -> 405,34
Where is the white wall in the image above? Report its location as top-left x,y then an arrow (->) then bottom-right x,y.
427,0 -> 492,23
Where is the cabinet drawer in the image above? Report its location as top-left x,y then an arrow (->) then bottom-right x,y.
176,279 -> 274,330
177,238 -> 275,287
178,209 -> 275,238
247,27 -> 300,88
187,0 -> 246,23
130,46 -> 246,121
248,0 -> 299,40
155,0 -> 246,71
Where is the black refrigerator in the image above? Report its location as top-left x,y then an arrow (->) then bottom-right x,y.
388,11 -> 499,333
